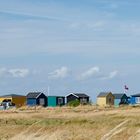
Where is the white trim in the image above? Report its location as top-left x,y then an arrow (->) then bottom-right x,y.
65,93 -> 79,98
36,92 -> 43,99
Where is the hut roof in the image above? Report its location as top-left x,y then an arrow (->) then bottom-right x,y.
0,94 -> 25,98
74,93 -> 89,98
113,93 -> 127,99
131,93 -> 140,97
27,92 -> 43,99
97,92 -> 112,97
66,93 -> 89,98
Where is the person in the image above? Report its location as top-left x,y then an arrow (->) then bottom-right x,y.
6,102 -> 9,109
3,102 -> 7,110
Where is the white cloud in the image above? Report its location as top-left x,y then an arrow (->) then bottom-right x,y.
101,70 -> 118,80
109,71 -> 118,78
78,67 -> 118,81
0,68 -> 29,78
78,67 -> 100,80
48,66 -> 70,79
9,69 -> 29,78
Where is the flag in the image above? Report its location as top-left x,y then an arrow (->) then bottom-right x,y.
124,85 -> 129,90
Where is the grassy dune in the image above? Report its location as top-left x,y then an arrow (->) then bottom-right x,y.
0,106 -> 140,140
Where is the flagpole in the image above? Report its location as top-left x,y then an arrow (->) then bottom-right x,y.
124,85 -> 126,93
124,89 -> 126,94
47,86 -> 50,96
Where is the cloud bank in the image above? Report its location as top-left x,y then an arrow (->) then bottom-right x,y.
101,70 -> 118,80
78,67 -> 118,81
48,66 -> 70,79
0,68 -> 29,78
78,67 -> 100,80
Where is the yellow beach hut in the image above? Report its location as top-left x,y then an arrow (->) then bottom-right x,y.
0,94 -> 26,107
97,92 -> 114,106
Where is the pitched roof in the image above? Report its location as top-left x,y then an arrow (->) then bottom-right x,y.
131,93 -> 140,97
66,93 -> 89,98
27,92 -> 44,98
97,92 -> 112,97
0,94 -> 25,98
113,93 -> 127,99
74,93 -> 89,98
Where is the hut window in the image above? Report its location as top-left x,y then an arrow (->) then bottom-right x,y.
39,98 -> 45,105
80,98 -> 87,103
136,97 -> 140,103
58,98 -> 63,105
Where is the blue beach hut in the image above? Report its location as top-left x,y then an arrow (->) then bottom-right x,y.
130,94 -> 140,105
26,92 -> 47,107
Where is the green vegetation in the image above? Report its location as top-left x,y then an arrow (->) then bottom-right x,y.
67,100 -> 80,107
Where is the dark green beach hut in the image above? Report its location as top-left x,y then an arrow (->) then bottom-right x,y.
113,93 -> 128,107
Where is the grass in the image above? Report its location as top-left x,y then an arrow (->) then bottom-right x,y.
0,106 -> 140,139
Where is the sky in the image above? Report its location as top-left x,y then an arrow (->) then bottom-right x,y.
0,0 -> 140,102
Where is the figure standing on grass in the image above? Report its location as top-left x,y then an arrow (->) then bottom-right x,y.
3,102 -> 7,110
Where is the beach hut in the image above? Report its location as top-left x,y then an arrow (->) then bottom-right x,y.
113,93 -> 128,107
47,96 -> 65,107
0,94 -> 26,107
66,93 -> 89,104
97,92 -> 114,106
26,92 -> 47,107
130,94 -> 140,105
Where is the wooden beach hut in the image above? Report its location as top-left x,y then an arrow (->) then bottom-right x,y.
66,93 -> 89,104
97,92 -> 114,106
26,92 -> 47,107
47,96 -> 65,107
0,94 -> 26,107
130,94 -> 140,105
113,93 -> 128,107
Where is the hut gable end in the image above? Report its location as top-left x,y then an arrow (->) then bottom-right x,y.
26,92 -> 47,107
97,92 -> 114,106
66,93 -> 89,104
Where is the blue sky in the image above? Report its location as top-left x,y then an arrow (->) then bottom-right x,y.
0,0 -> 140,102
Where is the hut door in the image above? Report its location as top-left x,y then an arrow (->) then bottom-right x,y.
39,98 -> 45,105
108,98 -> 112,105
58,98 -> 63,105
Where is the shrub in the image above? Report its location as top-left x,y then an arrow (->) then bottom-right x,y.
68,100 -> 80,107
